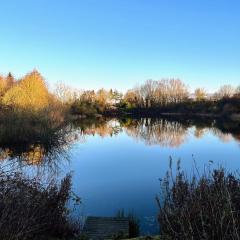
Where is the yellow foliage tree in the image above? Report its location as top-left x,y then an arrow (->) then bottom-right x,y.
124,90 -> 139,108
0,75 -> 7,97
194,88 -> 207,101
96,88 -> 110,111
3,70 -> 50,110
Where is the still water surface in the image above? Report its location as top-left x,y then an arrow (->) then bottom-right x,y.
68,118 -> 240,233
2,118 -> 240,234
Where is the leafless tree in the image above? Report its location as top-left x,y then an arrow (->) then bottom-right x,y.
125,78 -> 189,107
216,85 -> 236,99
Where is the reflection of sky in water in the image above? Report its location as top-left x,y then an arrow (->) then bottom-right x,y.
1,119 -> 240,234
63,122 -> 240,234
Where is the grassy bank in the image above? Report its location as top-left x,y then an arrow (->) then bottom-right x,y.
114,97 -> 240,120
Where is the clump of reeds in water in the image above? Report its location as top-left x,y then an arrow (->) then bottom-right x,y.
157,158 -> 240,239
0,167 -> 80,240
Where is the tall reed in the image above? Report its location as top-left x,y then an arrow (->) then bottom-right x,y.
157,159 -> 240,239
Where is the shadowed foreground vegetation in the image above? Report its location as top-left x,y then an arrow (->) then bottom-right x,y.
0,168 -> 80,240
157,160 -> 240,239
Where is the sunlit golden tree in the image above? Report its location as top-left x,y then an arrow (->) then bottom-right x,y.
6,72 -> 15,89
124,90 -> 140,108
194,88 -> 207,101
95,88 -> 111,111
0,75 -> 7,97
3,70 -> 50,110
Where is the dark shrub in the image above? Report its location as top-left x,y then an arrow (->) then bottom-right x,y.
157,160 -> 240,239
71,100 -> 98,116
0,169 -> 80,240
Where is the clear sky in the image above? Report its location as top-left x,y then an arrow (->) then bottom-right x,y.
0,0 -> 239,92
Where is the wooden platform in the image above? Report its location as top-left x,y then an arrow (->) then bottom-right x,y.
83,216 -> 129,239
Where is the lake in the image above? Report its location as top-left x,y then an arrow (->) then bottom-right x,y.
1,117 -> 240,234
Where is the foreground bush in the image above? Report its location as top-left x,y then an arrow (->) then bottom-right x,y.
157,160 -> 240,239
0,169 -> 80,240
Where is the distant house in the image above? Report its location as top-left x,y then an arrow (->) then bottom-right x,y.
188,93 -> 217,101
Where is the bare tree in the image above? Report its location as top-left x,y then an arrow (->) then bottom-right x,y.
125,78 -> 189,108
55,82 -> 81,104
216,85 -> 236,99
234,86 -> 240,97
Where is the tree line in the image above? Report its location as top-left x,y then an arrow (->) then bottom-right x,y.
0,70 -> 240,117
54,77 -> 240,117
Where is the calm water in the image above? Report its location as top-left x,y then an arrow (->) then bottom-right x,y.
1,118 -> 240,234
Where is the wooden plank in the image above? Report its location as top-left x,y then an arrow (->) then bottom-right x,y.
83,216 -> 129,240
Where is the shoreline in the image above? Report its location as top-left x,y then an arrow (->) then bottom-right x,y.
102,110 -> 240,122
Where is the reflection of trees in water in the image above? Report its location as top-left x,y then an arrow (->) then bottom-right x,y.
122,118 -> 240,147
1,117 -> 239,174
194,127 -> 206,139
0,144 -> 45,165
71,117 -> 240,148
0,125 -> 77,175
0,118 -> 123,174
211,128 -> 233,143
194,126 -> 236,143
124,118 -> 189,147
69,117 -> 240,148
73,119 -> 122,138
213,120 -> 240,144
0,119 -> 123,174
212,128 -> 240,144
233,133 -> 240,142
75,118 -> 240,147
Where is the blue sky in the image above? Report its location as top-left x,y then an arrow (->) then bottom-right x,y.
0,0 -> 239,92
